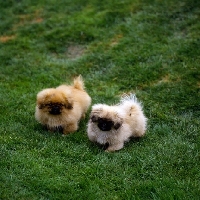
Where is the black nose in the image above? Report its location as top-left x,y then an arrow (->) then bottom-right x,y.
98,123 -> 112,131
49,107 -> 61,115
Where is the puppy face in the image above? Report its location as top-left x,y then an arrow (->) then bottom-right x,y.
36,89 -> 73,115
90,105 -> 122,132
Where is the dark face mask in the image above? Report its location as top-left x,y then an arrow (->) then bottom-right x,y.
97,118 -> 114,131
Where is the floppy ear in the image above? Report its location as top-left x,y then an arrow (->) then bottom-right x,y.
37,97 -> 47,109
113,113 -> 123,129
114,122 -> 121,130
66,102 -> 73,109
63,95 -> 73,109
36,89 -> 51,109
64,99 -> 73,109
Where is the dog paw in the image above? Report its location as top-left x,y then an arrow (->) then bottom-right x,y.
106,143 -> 124,152
105,149 -> 115,152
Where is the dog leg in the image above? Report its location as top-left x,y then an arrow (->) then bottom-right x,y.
105,142 -> 124,152
88,134 -> 97,142
48,126 -> 56,132
63,123 -> 78,134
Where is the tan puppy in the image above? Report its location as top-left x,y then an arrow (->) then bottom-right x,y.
35,75 -> 91,134
87,94 -> 147,152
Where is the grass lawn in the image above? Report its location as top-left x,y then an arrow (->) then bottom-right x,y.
0,0 -> 200,199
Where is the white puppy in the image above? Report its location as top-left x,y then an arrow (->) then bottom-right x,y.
87,94 -> 147,152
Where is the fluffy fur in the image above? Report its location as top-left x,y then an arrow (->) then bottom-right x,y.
35,75 -> 91,134
87,94 -> 147,152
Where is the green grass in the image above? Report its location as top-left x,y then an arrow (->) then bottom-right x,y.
0,0 -> 200,199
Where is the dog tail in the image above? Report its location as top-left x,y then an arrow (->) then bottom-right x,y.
120,93 -> 138,103
73,75 -> 85,90
120,93 -> 142,109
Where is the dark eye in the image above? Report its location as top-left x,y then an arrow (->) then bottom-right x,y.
98,118 -> 104,123
91,115 -> 98,122
114,122 -> 121,130
46,103 -> 52,107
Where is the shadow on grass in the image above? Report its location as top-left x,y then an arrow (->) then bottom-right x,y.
86,136 -> 145,153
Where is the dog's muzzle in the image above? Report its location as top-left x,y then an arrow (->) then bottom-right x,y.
97,119 -> 113,131
49,106 -> 61,115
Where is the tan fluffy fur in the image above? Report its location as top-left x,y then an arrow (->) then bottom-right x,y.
35,75 -> 91,134
87,94 -> 147,152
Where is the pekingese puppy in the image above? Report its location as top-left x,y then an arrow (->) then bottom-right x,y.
87,94 -> 147,152
35,75 -> 91,134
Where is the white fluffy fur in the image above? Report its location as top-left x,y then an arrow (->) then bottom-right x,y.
87,94 -> 147,152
